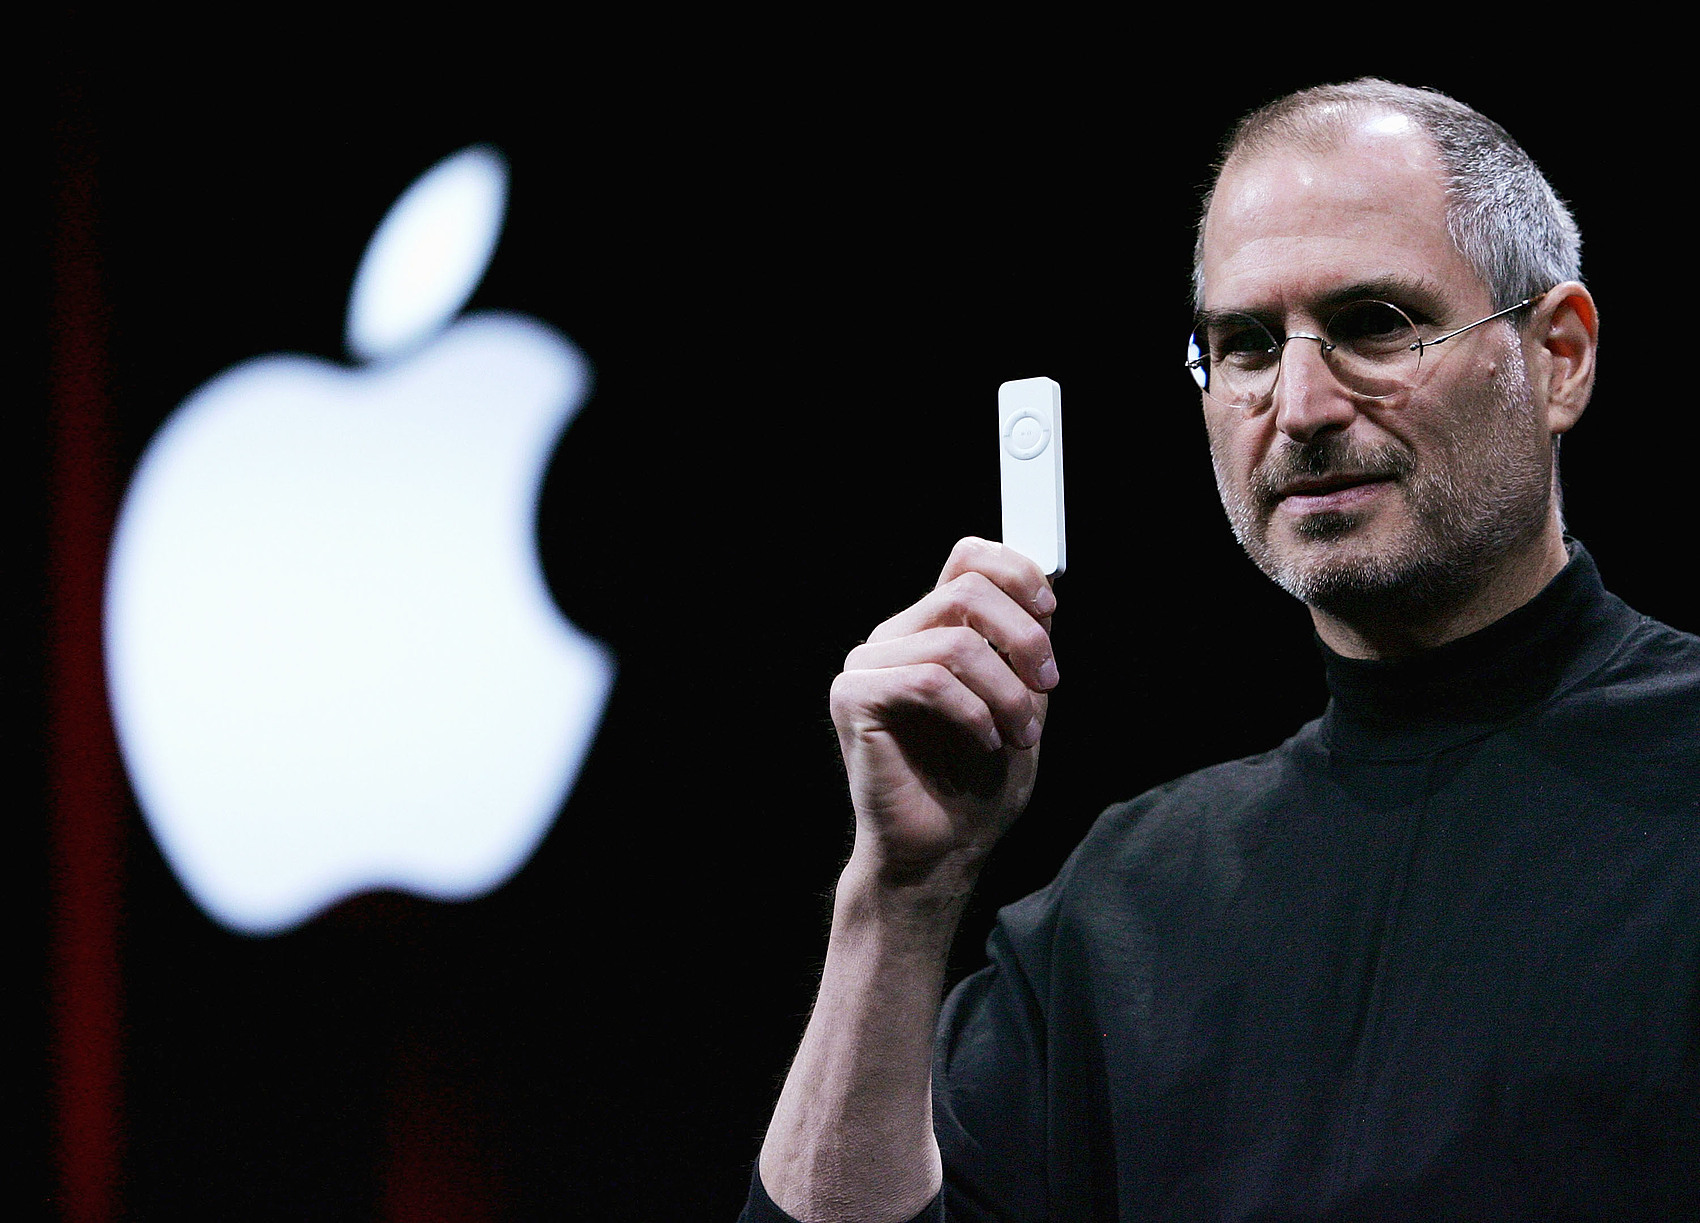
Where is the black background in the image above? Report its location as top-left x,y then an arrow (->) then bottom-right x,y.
31,33 -> 1691,1221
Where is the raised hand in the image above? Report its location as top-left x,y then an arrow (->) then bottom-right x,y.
829,537 -> 1059,882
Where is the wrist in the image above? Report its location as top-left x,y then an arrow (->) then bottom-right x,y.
833,847 -> 982,956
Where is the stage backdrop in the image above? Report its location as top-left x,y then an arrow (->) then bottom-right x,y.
36,43 -> 1688,1221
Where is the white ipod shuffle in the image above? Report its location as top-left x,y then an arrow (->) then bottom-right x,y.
998,376 -> 1066,577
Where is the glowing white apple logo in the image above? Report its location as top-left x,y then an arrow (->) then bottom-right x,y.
104,146 -> 614,936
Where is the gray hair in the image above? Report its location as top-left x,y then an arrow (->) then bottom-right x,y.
1193,79 -> 1581,311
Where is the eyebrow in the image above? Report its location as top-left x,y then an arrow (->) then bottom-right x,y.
1197,274 -> 1452,330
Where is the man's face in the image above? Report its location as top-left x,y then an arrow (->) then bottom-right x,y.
1197,116 -> 1556,617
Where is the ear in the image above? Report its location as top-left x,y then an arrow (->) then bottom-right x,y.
1530,281 -> 1597,436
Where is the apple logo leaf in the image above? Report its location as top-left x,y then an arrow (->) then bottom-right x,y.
105,145 -> 615,936
346,144 -> 509,362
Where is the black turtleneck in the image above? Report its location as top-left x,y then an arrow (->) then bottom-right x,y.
1317,542 -> 1643,756
745,544 -> 1699,1223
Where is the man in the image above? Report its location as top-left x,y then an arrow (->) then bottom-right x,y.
743,79 -> 1700,1221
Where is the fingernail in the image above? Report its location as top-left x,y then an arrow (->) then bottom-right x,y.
1018,716 -> 1042,748
1034,585 -> 1057,616
984,727 -> 1004,753
1037,658 -> 1060,690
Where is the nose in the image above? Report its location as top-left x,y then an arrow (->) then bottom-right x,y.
1271,334 -> 1358,443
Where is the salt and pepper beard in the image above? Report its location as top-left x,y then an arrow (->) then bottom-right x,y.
1209,343 -> 1556,624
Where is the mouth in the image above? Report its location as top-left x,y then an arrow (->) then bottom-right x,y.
1270,472 -> 1398,514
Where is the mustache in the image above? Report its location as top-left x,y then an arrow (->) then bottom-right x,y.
1253,435 -> 1415,503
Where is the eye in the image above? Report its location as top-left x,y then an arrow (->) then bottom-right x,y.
1327,300 -> 1417,356
1205,313 -> 1279,369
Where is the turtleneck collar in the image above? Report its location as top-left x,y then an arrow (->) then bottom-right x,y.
1317,542 -> 1642,759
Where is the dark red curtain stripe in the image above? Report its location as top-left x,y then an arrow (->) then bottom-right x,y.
48,95 -> 125,1223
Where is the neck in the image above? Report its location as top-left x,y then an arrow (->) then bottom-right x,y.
1311,520 -> 1571,661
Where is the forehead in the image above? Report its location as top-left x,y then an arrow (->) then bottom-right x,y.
1200,115 -> 1485,313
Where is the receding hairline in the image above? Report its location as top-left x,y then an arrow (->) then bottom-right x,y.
1194,79 -> 1582,313
1198,102 -> 1453,299
1226,93 -> 1431,165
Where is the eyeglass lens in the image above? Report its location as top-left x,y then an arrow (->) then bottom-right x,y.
1189,300 -> 1421,407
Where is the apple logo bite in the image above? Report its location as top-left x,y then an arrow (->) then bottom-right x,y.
104,146 -> 615,936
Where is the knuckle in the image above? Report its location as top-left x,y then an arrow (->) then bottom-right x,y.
938,570 -> 994,611
941,624 -> 989,663
1013,620 -> 1051,658
948,535 -> 993,565
939,538 -> 997,587
910,661 -> 954,700
828,669 -> 863,711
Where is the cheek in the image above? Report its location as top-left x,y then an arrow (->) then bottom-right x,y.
1202,419 -> 1238,493
1202,408 -> 1250,472
1205,413 -> 1283,507
1414,352 -> 1544,479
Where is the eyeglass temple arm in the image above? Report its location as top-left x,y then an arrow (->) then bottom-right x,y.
1418,288 -> 1552,351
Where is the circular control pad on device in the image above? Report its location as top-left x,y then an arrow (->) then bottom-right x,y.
1002,409 -> 1050,460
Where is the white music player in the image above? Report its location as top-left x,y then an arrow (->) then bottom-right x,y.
998,376 -> 1065,577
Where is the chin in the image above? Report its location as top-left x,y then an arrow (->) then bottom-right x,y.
1290,508 -> 1365,543
1270,534 -> 1506,624
1258,512 -> 1466,615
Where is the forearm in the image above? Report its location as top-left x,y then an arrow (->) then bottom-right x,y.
758,852 -> 978,1223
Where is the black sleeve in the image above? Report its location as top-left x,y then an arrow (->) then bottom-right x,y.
737,1163 -> 943,1223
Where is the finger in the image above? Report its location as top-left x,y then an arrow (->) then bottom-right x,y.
866,571 -> 1059,694
938,537 -> 1056,618
831,661 -> 1041,756
844,626 -> 1045,748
